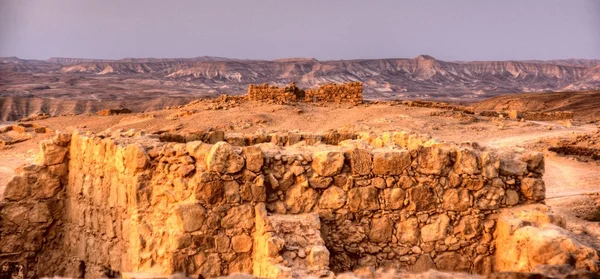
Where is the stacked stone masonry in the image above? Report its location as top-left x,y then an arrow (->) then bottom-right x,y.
1,129 -> 549,278
247,82 -> 362,104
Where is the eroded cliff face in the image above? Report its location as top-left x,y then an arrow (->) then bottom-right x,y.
1,129 -> 598,279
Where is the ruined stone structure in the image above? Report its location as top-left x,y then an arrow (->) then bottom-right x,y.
478,110 -> 574,121
247,82 -> 362,104
304,82 -> 362,104
2,128 -> 597,279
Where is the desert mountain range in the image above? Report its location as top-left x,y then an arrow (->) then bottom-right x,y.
2,55 -> 599,99
1,55 -> 600,121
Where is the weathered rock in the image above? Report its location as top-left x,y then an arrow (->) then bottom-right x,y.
231,234 -> 253,253
454,148 -> 481,175
520,151 -> 545,174
495,206 -> 600,273
372,149 -> 411,175
475,187 -> 505,210
284,182 -> 318,213
348,148 -> 372,176
319,186 -> 347,210
221,204 -> 254,230
396,217 -> 419,245
481,151 -> 500,178
369,217 -> 393,242
312,151 -> 345,177
36,140 -> 68,165
206,142 -> 245,174
435,252 -> 471,272
195,173 -> 224,204
442,188 -> 472,212
499,151 -> 528,176
243,146 -> 264,172
3,175 -> 29,201
408,186 -> 436,212
453,216 -> 482,240
412,254 -> 436,273
308,174 -> 333,189
520,178 -> 545,201
381,188 -> 405,210
30,172 -> 61,199
308,246 -> 330,268
177,203 -> 207,232
417,145 -> 452,175
347,186 -> 379,212
421,214 -> 450,242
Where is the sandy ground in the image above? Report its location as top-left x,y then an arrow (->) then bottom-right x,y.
0,100 -> 599,250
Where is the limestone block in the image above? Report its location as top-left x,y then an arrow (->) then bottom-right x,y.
36,139 -> 68,165
412,254 -> 436,273
454,147 -> 481,175
308,174 -> 333,189
347,186 -> 379,212
348,148 -> 372,176
408,186 -> 436,212
124,143 -> 150,174
186,141 -> 212,171
195,173 -> 224,204
372,149 -> 411,175
381,188 -> 405,210
369,217 -> 393,242
308,245 -> 330,269
435,252 -> 471,272
442,188 -> 472,212
417,145 -> 453,175
520,151 -> 545,174
284,182 -> 318,213
228,254 -> 253,274
176,203 -> 207,232
318,186 -> 347,210
421,214 -> 450,242
453,216 -> 482,240
481,151 -> 500,178
499,151 -> 528,176
206,142 -> 245,174
231,234 -> 253,253
243,145 -> 264,172
30,172 -> 61,199
396,217 -> 419,245
520,178 -> 546,201
311,151 -> 344,177
505,189 -> 520,206
28,203 -> 52,223
3,175 -> 29,201
475,187 -> 505,210
495,206 -> 600,273
221,204 -> 254,230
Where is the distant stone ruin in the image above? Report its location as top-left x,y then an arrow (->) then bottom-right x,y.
247,82 -> 362,104
478,110 -> 574,121
1,129 -> 598,278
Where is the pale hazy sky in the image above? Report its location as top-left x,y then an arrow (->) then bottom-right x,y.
0,0 -> 599,61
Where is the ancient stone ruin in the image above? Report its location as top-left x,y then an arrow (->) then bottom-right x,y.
1,129 -> 598,278
246,82 -> 363,105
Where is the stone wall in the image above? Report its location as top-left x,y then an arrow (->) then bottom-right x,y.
247,82 -> 362,104
0,134 -> 70,278
246,83 -> 302,104
304,82 -> 363,104
1,129 -> 547,278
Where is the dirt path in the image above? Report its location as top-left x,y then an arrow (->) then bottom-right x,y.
481,123 -> 600,198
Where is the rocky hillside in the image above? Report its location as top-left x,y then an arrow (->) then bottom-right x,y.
2,55 -> 599,100
473,90 -> 600,121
